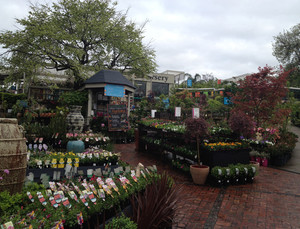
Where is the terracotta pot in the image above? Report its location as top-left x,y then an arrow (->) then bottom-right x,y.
190,164 -> 209,185
250,161 -> 259,176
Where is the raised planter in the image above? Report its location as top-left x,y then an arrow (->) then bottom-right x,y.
201,148 -> 251,168
269,153 -> 291,166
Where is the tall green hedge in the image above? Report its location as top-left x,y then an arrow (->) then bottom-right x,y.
0,92 -> 27,108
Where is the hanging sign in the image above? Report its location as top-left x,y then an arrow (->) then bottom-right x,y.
104,84 -> 125,97
187,79 -> 192,87
224,97 -> 232,105
175,107 -> 181,117
192,108 -> 200,118
107,104 -> 129,131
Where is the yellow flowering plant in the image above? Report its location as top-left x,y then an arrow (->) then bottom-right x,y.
202,141 -> 250,152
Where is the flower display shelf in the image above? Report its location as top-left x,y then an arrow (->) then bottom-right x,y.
137,122 -> 252,173
0,167 -> 158,228
26,165 -> 119,182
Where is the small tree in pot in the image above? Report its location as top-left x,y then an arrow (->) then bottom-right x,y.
185,117 -> 210,184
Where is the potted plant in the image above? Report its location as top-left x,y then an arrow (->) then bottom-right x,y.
185,117 -> 210,185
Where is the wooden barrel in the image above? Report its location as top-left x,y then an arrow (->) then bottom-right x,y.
0,118 -> 27,194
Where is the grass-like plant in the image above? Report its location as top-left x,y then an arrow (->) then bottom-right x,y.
130,172 -> 183,229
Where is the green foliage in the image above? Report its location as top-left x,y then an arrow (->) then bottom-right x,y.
273,24 -> 300,67
105,214 -> 137,229
58,90 -> 88,107
291,101 -> 300,126
0,172 -> 157,228
0,93 -> 26,108
0,191 -> 23,216
210,163 -> 256,186
0,0 -> 157,86
207,98 -> 225,113
48,106 -> 68,135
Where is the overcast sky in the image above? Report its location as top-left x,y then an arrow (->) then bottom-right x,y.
0,0 -> 299,79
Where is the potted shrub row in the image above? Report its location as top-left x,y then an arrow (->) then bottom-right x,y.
209,163 -> 257,186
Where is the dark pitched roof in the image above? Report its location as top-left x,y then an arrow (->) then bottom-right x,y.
84,70 -> 135,89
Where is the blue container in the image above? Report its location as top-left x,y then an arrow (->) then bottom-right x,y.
67,140 -> 85,153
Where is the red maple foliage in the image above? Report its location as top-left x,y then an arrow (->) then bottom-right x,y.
232,65 -> 291,128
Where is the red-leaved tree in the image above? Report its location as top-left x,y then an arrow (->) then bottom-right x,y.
231,66 -> 290,128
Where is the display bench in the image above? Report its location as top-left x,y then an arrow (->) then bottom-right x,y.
137,124 -> 197,162
137,124 -> 250,168
26,164 -> 127,184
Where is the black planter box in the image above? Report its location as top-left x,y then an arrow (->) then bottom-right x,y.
269,153 -> 291,166
201,148 -> 251,168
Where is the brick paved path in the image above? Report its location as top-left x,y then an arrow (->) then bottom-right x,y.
115,143 -> 300,229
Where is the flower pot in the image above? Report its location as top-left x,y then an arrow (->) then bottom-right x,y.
190,164 -> 209,185
262,158 -> 268,167
255,156 -> 261,165
66,105 -> 84,133
67,140 -> 85,153
250,161 -> 259,176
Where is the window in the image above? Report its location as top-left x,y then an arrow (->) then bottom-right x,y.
134,80 -> 146,97
152,82 -> 169,96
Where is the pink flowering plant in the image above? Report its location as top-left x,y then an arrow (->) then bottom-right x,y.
0,169 -> 10,181
254,127 -> 280,143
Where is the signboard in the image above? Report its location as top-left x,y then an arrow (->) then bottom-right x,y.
187,79 -> 192,87
107,104 -> 129,131
151,110 -> 157,118
163,98 -> 170,109
104,84 -> 125,97
224,97 -> 232,105
175,107 -> 181,117
192,108 -> 200,118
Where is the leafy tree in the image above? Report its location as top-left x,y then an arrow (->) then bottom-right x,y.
273,24 -> 300,67
0,0 -> 157,87
273,24 -> 300,86
232,66 -> 290,128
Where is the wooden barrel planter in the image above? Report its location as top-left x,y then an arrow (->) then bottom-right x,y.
0,118 -> 27,194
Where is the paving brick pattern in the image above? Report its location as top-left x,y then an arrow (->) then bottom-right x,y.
115,143 -> 300,229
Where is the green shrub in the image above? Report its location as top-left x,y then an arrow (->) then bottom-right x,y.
105,214 -> 137,229
58,90 -> 88,107
0,92 -> 26,108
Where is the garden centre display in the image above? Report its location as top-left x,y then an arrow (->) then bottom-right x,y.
0,164 -> 159,228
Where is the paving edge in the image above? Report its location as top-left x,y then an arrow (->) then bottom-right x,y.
203,187 -> 227,229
